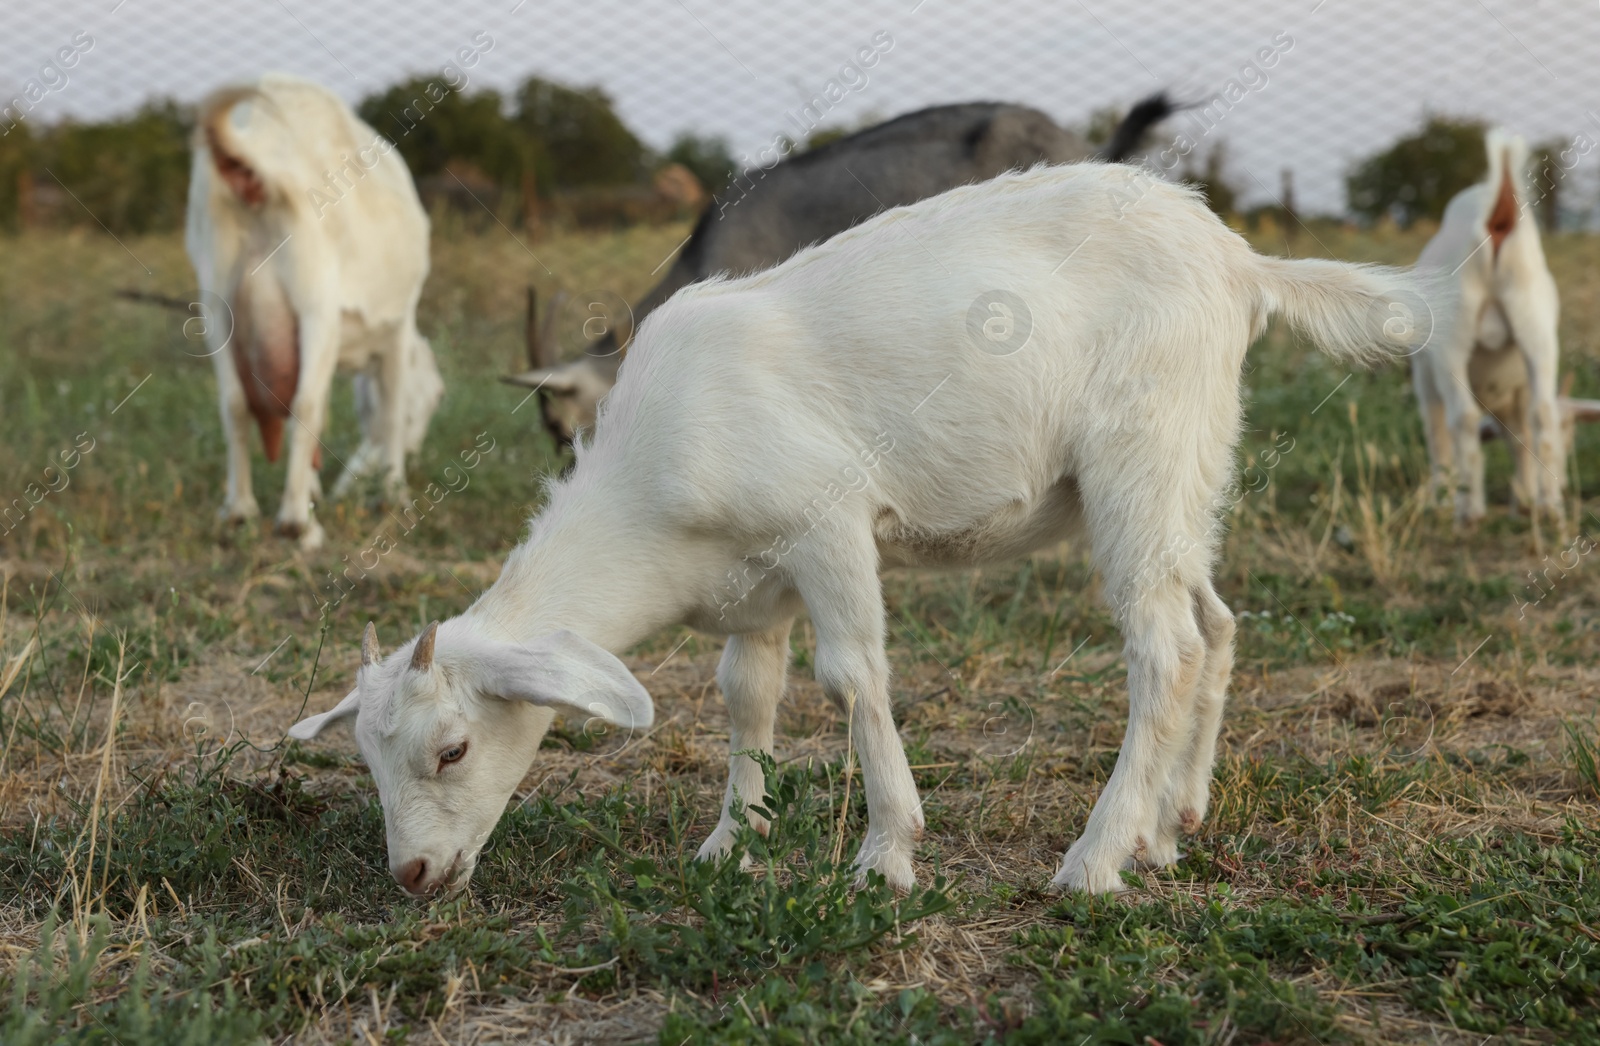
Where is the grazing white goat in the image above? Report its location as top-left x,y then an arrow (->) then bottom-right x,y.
289,164 -> 1437,896
186,73 -> 442,550
1412,129 -> 1565,530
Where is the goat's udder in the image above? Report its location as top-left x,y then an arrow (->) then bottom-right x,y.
229,284 -> 318,469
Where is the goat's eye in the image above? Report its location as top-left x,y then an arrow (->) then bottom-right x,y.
438,742 -> 467,768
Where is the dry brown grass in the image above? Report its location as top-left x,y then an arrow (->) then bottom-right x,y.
1,218 -> 1598,1042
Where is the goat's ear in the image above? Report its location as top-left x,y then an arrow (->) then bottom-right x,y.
287,687 -> 361,740
480,631 -> 654,730
1563,397 -> 1600,424
500,368 -> 580,395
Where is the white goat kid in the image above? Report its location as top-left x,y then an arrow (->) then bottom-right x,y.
1413,128 -> 1563,530
289,164 -> 1437,896
186,73 -> 443,551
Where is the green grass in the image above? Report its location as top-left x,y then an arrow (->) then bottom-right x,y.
2,223 -> 1599,1042
0,748 -> 955,1041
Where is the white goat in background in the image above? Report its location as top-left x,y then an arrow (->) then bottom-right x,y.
289,164 -> 1439,896
186,73 -> 443,550
1412,128 -> 1568,533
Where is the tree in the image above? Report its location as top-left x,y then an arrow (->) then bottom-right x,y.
0,72 -> 655,233
1081,104 -> 1123,149
800,112 -> 883,155
357,79 -> 530,188
665,132 -> 734,194
513,77 -> 646,191
1529,138 -> 1565,232
41,100 -> 192,234
0,121 -> 37,231
1346,116 -> 1487,227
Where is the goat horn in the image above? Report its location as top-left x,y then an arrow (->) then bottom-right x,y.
1563,396 -> 1600,423
410,620 -> 440,672
361,621 -> 379,667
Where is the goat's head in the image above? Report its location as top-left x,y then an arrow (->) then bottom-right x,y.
502,288 -> 629,450
502,356 -> 617,448
288,620 -> 652,897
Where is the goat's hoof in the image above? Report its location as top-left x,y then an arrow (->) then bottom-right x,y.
1052,838 -> 1132,894
695,825 -> 735,862
853,834 -> 917,893
330,471 -> 365,501
275,517 -> 325,551
695,819 -> 766,866
1453,513 -> 1482,533
1139,831 -> 1181,870
297,521 -> 327,551
377,479 -> 409,508
218,501 -> 259,525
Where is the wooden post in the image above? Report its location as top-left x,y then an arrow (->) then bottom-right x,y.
521,168 -> 541,239
1281,167 -> 1298,245
17,169 -> 34,229
525,286 -> 541,370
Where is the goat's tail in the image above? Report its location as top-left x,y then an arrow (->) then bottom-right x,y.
197,85 -> 272,205
1483,127 -> 1530,252
1249,255 -> 1455,368
1096,92 -> 1177,164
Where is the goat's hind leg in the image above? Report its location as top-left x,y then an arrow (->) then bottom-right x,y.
1504,288 -> 1566,539
1054,570 -> 1206,893
275,309 -> 341,550
1051,416 -> 1224,891
1151,581 -> 1234,864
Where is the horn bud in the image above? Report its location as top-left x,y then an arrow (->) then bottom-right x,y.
361,621 -> 379,667
410,620 -> 440,672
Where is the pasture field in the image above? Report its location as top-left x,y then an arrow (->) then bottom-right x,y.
2,216 -> 1599,1044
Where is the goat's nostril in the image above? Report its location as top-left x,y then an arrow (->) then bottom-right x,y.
398,857 -> 428,893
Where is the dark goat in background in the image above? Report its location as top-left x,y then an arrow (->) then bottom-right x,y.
507,93 -> 1177,446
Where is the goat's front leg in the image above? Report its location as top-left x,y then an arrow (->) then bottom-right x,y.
332,370 -> 382,500
697,619 -> 794,863
212,351 -> 259,524
275,309 -> 340,551
1054,580 -> 1205,893
1412,357 -> 1453,504
1439,353 -> 1487,527
795,530 -> 923,891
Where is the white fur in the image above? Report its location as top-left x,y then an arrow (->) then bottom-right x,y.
291,163 -> 1438,896
1413,128 -> 1563,527
185,73 -> 443,550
